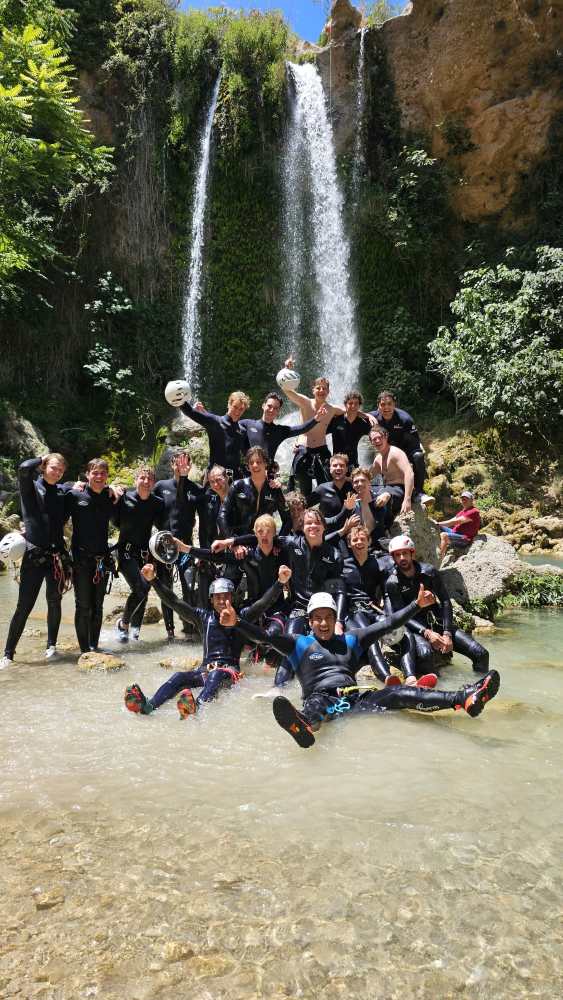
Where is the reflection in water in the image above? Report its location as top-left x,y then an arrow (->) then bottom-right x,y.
1,575 -> 562,998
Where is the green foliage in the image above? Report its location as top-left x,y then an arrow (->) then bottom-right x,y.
437,114 -> 476,156
428,246 -> 563,435
0,12 -> 112,299
500,572 -> 563,610
365,1 -> 395,29
214,12 -> 288,157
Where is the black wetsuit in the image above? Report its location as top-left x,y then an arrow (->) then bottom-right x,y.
3,458 -> 71,658
217,477 -> 290,538
340,542 -> 395,682
234,602 -> 464,725
308,479 -> 355,517
368,406 -> 427,493
65,486 -> 117,653
144,578 -> 284,710
326,413 -> 371,468
239,416 -> 318,465
153,475 -> 205,633
180,401 -> 247,478
115,490 -> 164,630
385,560 -> 489,676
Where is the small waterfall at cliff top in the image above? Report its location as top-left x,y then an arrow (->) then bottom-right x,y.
351,26 -> 366,205
181,73 -> 221,389
285,62 -> 359,401
280,77 -> 312,360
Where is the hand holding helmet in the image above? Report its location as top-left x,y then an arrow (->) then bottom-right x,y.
164,379 -> 191,408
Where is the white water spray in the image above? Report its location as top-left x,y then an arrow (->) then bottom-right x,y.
280,83 -> 309,358
351,26 -> 366,204
286,62 -> 359,402
181,73 -> 221,387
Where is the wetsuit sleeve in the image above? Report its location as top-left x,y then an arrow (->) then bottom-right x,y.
180,400 -> 220,432
18,457 -> 43,508
351,599 -> 420,650
188,545 -> 236,564
281,416 -> 318,439
232,617 -> 296,656
325,507 -> 347,530
232,533 -> 257,546
242,580 -> 285,622
150,578 -> 201,627
431,568 -> 453,633
275,490 -> 292,535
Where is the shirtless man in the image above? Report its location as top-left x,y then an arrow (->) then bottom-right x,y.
368,425 -> 416,522
280,356 -> 345,496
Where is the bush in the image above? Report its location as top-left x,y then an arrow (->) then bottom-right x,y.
428,246 -> 563,436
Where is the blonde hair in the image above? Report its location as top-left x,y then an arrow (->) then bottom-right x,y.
351,466 -> 372,481
228,390 -> 250,408
254,514 -> 276,533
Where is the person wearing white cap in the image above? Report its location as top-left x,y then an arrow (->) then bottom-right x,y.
219,583 -> 500,748
385,533 -> 490,678
123,563 -> 291,719
437,491 -> 481,560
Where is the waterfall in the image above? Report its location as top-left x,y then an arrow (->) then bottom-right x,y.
181,73 -> 221,388
280,81 -> 310,359
285,62 -> 359,403
351,26 -> 366,204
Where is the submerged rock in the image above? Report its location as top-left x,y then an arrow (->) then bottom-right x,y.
143,605 -> 162,624
159,656 -> 201,671
78,652 -> 125,671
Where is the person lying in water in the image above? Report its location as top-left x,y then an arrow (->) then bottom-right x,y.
124,563 -> 292,719
219,589 -> 500,749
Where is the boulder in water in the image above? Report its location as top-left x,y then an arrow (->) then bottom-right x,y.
441,535 -> 525,608
78,652 -> 125,672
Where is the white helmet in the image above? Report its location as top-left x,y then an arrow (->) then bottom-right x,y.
307,592 -> 337,615
148,531 -> 179,564
0,531 -> 27,562
276,367 -> 301,392
388,534 -> 416,554
164,379 -> 191,407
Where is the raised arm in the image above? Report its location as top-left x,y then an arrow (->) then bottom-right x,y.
18,456 -> 43,508
180,400 -> 220,431
147,573 -> 201,628
352,585 -> 434,650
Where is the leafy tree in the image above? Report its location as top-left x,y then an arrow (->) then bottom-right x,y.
428,246 -> 563,436
0,13 -> 112,298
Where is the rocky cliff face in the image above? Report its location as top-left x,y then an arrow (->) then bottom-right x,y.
320,0 -> 563,226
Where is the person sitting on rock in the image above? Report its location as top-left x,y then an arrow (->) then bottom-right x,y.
308,453 -> 356,515
437,490 -> 481,560
124,565 -> 292,719
368,425 -> 433,524
368,390 -> 433,503
219,590 -> 500,749
384,534 -> 490,679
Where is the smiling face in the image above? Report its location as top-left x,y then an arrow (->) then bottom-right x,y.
248,453 -> 267,477
352,472 -> 370,500
135,468 -> 155,500
309,607 -> 336,642
43,457 -> 65,485
369,428 -> 388,452
349,525 -> 370,556
345,396 -> 361,420
303,510 -> 324,546
330,455 -> 348,483
312,378 -> 329,404
227,392 -> 250,422
86,463 -> 109,493
262,396 -> 282,423
378,393 -> 396,421
212,591 -> 233,614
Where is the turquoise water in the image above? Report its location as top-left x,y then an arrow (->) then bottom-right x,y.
0,576 -> 562,998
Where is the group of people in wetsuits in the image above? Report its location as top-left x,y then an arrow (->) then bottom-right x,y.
1,359 -> 499,748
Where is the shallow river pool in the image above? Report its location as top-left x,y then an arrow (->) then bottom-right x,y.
0,575 -> 562,999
